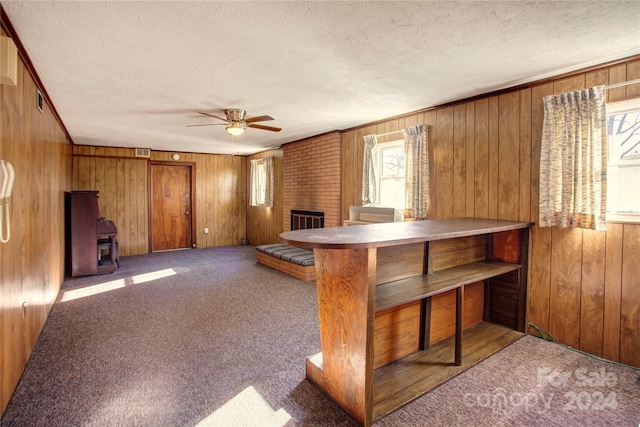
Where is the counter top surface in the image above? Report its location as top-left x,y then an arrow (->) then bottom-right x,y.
280,217 -> 533,249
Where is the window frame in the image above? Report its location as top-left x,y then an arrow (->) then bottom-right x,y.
374,139 -> 406,210
606,98 -> 640,224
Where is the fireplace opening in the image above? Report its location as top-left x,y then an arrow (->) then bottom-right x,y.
291,210 -> 324,231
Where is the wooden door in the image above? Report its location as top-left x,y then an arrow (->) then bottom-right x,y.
150,163 -> 193,251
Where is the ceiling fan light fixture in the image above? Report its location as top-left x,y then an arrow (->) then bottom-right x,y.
226,122 -> 245,136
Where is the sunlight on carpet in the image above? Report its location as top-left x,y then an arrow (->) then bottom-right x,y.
60,268 -> 178,302
196,386 -> 291,426
131,268 -> 177,284
59,278 -> 126,302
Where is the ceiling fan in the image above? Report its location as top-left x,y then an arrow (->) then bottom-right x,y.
187,108 -> 281,136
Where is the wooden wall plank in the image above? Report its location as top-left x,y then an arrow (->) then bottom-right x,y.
625,60 -> 640,98
620,224 -> 640,367
549,227 -> 583,348
529,248 -> 553,356
498,92 -> 520,221
488,96 -> 499,219
518,89 -> 531,222
465,102 -> 475,218
453,104 -> 466,218
608,64 -> 627,103
580,229 -> 606,357
603,223 -> 623,361
474,99 -> 489,218
436,108 -> 454,219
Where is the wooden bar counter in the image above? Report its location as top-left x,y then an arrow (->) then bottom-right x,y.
281,218 -> 533,426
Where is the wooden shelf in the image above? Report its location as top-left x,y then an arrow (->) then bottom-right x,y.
376,260 -> 521,311
371,322 -> 523,422
287,219 -> 532,426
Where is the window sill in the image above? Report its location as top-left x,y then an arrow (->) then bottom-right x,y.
606,215 -> 640,225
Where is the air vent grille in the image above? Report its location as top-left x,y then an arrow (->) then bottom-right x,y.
135,148 -> 150,158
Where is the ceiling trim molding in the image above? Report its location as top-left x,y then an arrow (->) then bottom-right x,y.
0,4 -> 74,145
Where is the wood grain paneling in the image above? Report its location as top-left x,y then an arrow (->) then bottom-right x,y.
465,102 -> 476,218
429,281 -> 484,344
436,108 -> 454,219
1,38 -> 72,414
73,149 -> 246,254
488,96 -> 499,219
314,247 -> 376,426
518,88 -> 532,222
498,92 -> 520,221
580,229 -> 606,357
620,224 -> 640,367
428,235 -> 487,272
373,301 -> 421,369
603,223 -> 623,360
549,227 -> 583,348
474,99 -> 489,218
453,104 -> 467,218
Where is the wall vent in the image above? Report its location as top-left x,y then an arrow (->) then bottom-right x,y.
135,148 -> 151,158
36,88 -> 44,113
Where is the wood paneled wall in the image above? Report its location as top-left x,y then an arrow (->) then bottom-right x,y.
1,31 -> 73,414
73,148 -> 246,254
246,149 -> 283,246
342,58 -> 640,367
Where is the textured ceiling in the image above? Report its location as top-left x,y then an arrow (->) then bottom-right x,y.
2,1 -> 640,155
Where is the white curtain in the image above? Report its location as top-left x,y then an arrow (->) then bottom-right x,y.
362,134 -> 378,206
539,86 -> 607,231
249,159 -> 260,206
264,156 -> 274,208
249,157 -> 274,207
403,124 -> 429,219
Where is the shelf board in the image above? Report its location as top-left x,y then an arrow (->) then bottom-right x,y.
372,321 -> 523,422
376,260 -> 521,311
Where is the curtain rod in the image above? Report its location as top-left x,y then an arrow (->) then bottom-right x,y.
375,129 -> 404,138
606,78 -> 640,90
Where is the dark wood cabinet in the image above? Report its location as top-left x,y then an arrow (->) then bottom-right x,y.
68,191 -> 118,277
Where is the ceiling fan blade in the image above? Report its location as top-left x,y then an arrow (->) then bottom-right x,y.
198,112 -> 228,122
248,123 -> 282,132
186,123 -> 226,127
245,115 -> 274,123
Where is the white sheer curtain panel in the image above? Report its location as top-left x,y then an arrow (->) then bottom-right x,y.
362,134 -> 378,206
539,86 -> 607,231
403,124 -> 429,219
249,159 -> 259,206
264,156 -> 274,208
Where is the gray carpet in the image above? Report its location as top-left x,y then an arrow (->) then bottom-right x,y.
1,246 -> 639,426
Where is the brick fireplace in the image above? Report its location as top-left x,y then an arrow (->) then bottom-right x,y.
282,132 -> 341,231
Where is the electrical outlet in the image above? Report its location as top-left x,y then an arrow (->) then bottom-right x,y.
204,228 -> 209,234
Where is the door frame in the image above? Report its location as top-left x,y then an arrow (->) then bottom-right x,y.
148,160 -> 197,252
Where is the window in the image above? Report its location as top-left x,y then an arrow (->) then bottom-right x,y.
250,159 -> 266,206
375,140 -> 406,209
256,161 -> 266,205
606,98 -> 640,222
